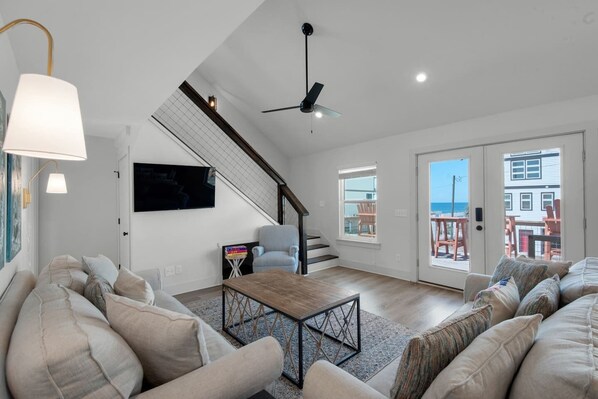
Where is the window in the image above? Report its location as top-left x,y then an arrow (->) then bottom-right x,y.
520,193 -> 533,211
504,193 -> 512,211
541,192 -> 554,211
339,165 -> 377,240
511,158 -> 542,180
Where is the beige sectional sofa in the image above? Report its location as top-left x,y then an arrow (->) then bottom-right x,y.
0,255 -> 284,399
304,257 -> 598,399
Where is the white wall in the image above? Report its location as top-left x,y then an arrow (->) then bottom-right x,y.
38,136 -> 118,266
119,120 -> 275,294
0,13 -> 39,295
289,94 -> 598,281
187,70 -> 290,179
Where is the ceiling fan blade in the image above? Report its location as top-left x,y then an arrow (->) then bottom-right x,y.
262,105 -> 301,113
314,104 -> 341,118
303,82 -> 324,105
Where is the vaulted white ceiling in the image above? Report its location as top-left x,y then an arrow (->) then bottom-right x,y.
198,0 -> 598,157
0,0 -> 263,137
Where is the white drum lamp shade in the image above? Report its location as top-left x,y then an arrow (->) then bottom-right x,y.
46,173 -> 67,193
3,74 -> 87,160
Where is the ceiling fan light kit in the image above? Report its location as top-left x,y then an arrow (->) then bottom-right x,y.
262,22 -> 341,119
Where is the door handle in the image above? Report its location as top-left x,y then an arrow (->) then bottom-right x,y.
123,232 -> 129,236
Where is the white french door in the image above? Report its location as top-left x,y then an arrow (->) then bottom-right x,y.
418,133 -> 585,289
418,147 -> 486,289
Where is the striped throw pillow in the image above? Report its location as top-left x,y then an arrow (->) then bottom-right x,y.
515,274 -> 560,319
390,305 -> 492,399
490,256 -> 548,299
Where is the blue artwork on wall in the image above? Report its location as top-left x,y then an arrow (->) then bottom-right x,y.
6,153 -> 21,262
0,91 -> 6,270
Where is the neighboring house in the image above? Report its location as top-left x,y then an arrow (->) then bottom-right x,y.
504,149 -> 561,254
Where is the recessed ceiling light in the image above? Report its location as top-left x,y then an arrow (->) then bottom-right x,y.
314,111 -> 323,118
416,72 -> 427,83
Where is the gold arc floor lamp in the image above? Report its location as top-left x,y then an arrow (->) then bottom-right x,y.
22,160 -> 67,209
0,18 -> 87,160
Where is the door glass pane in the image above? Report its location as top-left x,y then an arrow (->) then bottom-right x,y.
503,149 -> 561,259
429,159 -> 470,271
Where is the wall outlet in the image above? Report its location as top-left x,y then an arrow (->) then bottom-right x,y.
165,266 -> 175,277
175,265 -> 183,275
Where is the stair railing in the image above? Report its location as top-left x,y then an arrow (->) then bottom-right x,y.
157,81 -> 310,274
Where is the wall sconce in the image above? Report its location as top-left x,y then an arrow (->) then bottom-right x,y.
23,160 -> 67,209
208,95 -> 218,111
0,19 -> 87,161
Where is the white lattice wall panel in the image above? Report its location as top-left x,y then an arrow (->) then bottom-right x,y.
153,89 -> 278,219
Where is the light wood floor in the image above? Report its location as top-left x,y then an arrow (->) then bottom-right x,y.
175,266 -> 463,331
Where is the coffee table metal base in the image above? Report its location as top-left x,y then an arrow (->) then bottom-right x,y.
223,287 -> 361,388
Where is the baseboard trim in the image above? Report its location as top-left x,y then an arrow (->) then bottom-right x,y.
339,259 -> 412,281
163,276 -> 222,295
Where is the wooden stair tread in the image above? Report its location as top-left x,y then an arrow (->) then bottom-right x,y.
307,244 -> 329,250
307,235 -> 320,240
308,255 -> 338,265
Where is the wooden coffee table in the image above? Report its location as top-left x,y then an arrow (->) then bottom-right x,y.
223,270 -> 361,388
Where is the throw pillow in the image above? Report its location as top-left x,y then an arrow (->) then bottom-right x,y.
6,285 -> 143,398
422,314 -> 542,399
515,274 -> 560,319
36,254 -> 88,295
473,276 -> 519,326
390,305 -> 492,399
559,257 -> 598,306
105,294 -> 210,386
82,254 -> 119,285
517,255 -> 572,279
84,273 -> 115,315
489,255 -> 548,299
113,267 -> 155,305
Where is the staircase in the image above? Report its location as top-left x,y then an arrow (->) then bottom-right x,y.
306,233 -> 339,272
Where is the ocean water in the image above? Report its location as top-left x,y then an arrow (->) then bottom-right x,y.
431,202 -> 468,216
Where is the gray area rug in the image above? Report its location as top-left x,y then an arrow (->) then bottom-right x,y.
186,296 -> 415,399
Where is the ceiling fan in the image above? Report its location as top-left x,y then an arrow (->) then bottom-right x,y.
262,22 -> 341,118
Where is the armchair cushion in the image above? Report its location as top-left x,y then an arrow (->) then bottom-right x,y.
290,245 -> 299,258
258,225 -> 299,252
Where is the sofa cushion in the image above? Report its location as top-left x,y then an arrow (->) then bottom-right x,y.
82,254 -> 119,286
560,257 -> 598,306
153,290 -> 235,361
515,275 -> 560,319
473,276 -> 519,326
36,254 -> 88,295
105,294 -> 210,386
390,305 -> 492,399
517,255 -> 572,279
114,267 -> 155,305
84,273 -> 115,315
422,314 -> 541,399
6,284 -> 143,398
489,255 -> 548,299
510,293 -> 598,398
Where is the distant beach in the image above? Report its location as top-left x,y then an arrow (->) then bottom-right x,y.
431,202 -> 468,216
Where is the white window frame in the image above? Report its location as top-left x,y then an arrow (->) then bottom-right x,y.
520,192 -> 533,211
338,165 -> 378,243
511,158 -> 542,180
541,192 -> 555,211
504,193 -> 513,211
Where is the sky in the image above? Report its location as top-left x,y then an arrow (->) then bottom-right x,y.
430,159 -> 469,203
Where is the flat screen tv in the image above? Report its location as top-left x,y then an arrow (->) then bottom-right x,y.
133,163 -> 215,212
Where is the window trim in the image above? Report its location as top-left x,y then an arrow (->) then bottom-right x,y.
504,193 -> 513,211
510,158 -> 542,181
520,192 -> 533,211
338,165 -> 378,242
541,192 -> 555,211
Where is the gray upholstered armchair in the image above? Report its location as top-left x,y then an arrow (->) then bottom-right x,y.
252,225 -> 299,273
